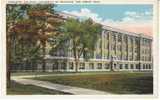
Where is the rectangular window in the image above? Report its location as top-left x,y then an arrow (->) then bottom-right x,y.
89,63 -> 94,69
119,64 -> 123,69
69,62 -> 74,69
136,64 -> 139,69
105,63 -> 109,69
61,62 -> 66,70
143,64 -> 146,69
96,54 -> 102,59
130,64 -> 134,69
52,62 -> 58,70
97,63 -> 102,69
146,64 -> 148,69
118,34 -> 121,42
149,64 -> 151,69
125,64 -> 128,69
79,63 -> 85,69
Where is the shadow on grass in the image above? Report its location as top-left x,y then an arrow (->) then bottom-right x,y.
7,81 -> 72,95
32,73 -> 153,94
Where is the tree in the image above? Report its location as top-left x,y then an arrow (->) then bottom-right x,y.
6,4 -> 30,86
6,4 -> 63,86
81,19 -> 102,59
61,18 -> 102,72
27,5 -> 63,72
11,19 -> 43,71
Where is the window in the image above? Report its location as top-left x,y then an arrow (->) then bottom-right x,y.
117,45 -> 121,51
52,62 -> 58,70
59,49 -> 65,56
125,64 -> 128,69
69,62 -> 74,69
131,64 -> 134,69
143,64 -> 145,69
114,64 -> 116,69
118,34 -> 121,42
119,64 -> 123,69
130,37 -> 133,44
79,63 -> 85,69
105,63 -> 109,69
89,63 -> 94,69
97,63 -> 102,69
112,45 -> 116,51
135,47 -> 138,53
112,34 -> 116,41
61,62 -> 66,70
149,64 -> 151,69
143,38 -> 145,45
96,54 -> 102,59
136,64 -> 140,69
129,55 -> 133,61
124,35 -> 128,43
146,64 -> 148,69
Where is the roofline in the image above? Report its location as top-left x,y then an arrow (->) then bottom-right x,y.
56,11 -> 153,40
55,11 -> 77,19
102,25 -> 153,40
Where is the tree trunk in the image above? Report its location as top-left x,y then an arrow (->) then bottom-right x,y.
7,62 -> 11,87
42,42 -> 46,72
110,60 -> 114,71
7,36 -> 11,87
31,61 -> 36,72
110,63 -> 114,71
73,41 -> 81,73
75,58 -> 79,72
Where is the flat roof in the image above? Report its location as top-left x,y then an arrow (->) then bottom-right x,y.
102,25 -> 152,40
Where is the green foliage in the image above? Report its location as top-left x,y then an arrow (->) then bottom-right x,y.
81,19 -> 102,59
61,18 -> 102,59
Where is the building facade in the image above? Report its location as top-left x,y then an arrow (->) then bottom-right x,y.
11,12 -> 152,72
40,23 -> 153,72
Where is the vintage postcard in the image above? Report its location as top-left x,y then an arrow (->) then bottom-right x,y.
0,0 -> 159,99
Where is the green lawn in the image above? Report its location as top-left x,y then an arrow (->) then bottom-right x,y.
31,72 -> 153,94
7,81 -> 72,95
11,71 -> 67,76
11,71 -> 151,76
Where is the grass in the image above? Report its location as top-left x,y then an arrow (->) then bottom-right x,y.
31,72 -> 153,94
11,71 -> 151,76
11,71 -> 68,76
7,81 -> 72,95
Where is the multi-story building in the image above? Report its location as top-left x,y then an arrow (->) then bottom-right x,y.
38,12 -> 153,72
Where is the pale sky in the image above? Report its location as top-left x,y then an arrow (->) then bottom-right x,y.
55,4 -> 153,36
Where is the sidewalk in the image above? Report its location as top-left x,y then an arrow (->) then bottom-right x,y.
12,77 -> 111,95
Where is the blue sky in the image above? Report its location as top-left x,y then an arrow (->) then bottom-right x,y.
55,4 -> 153,36
55,4 -> 152,21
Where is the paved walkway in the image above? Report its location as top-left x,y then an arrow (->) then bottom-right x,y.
12,76 -> 111,95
